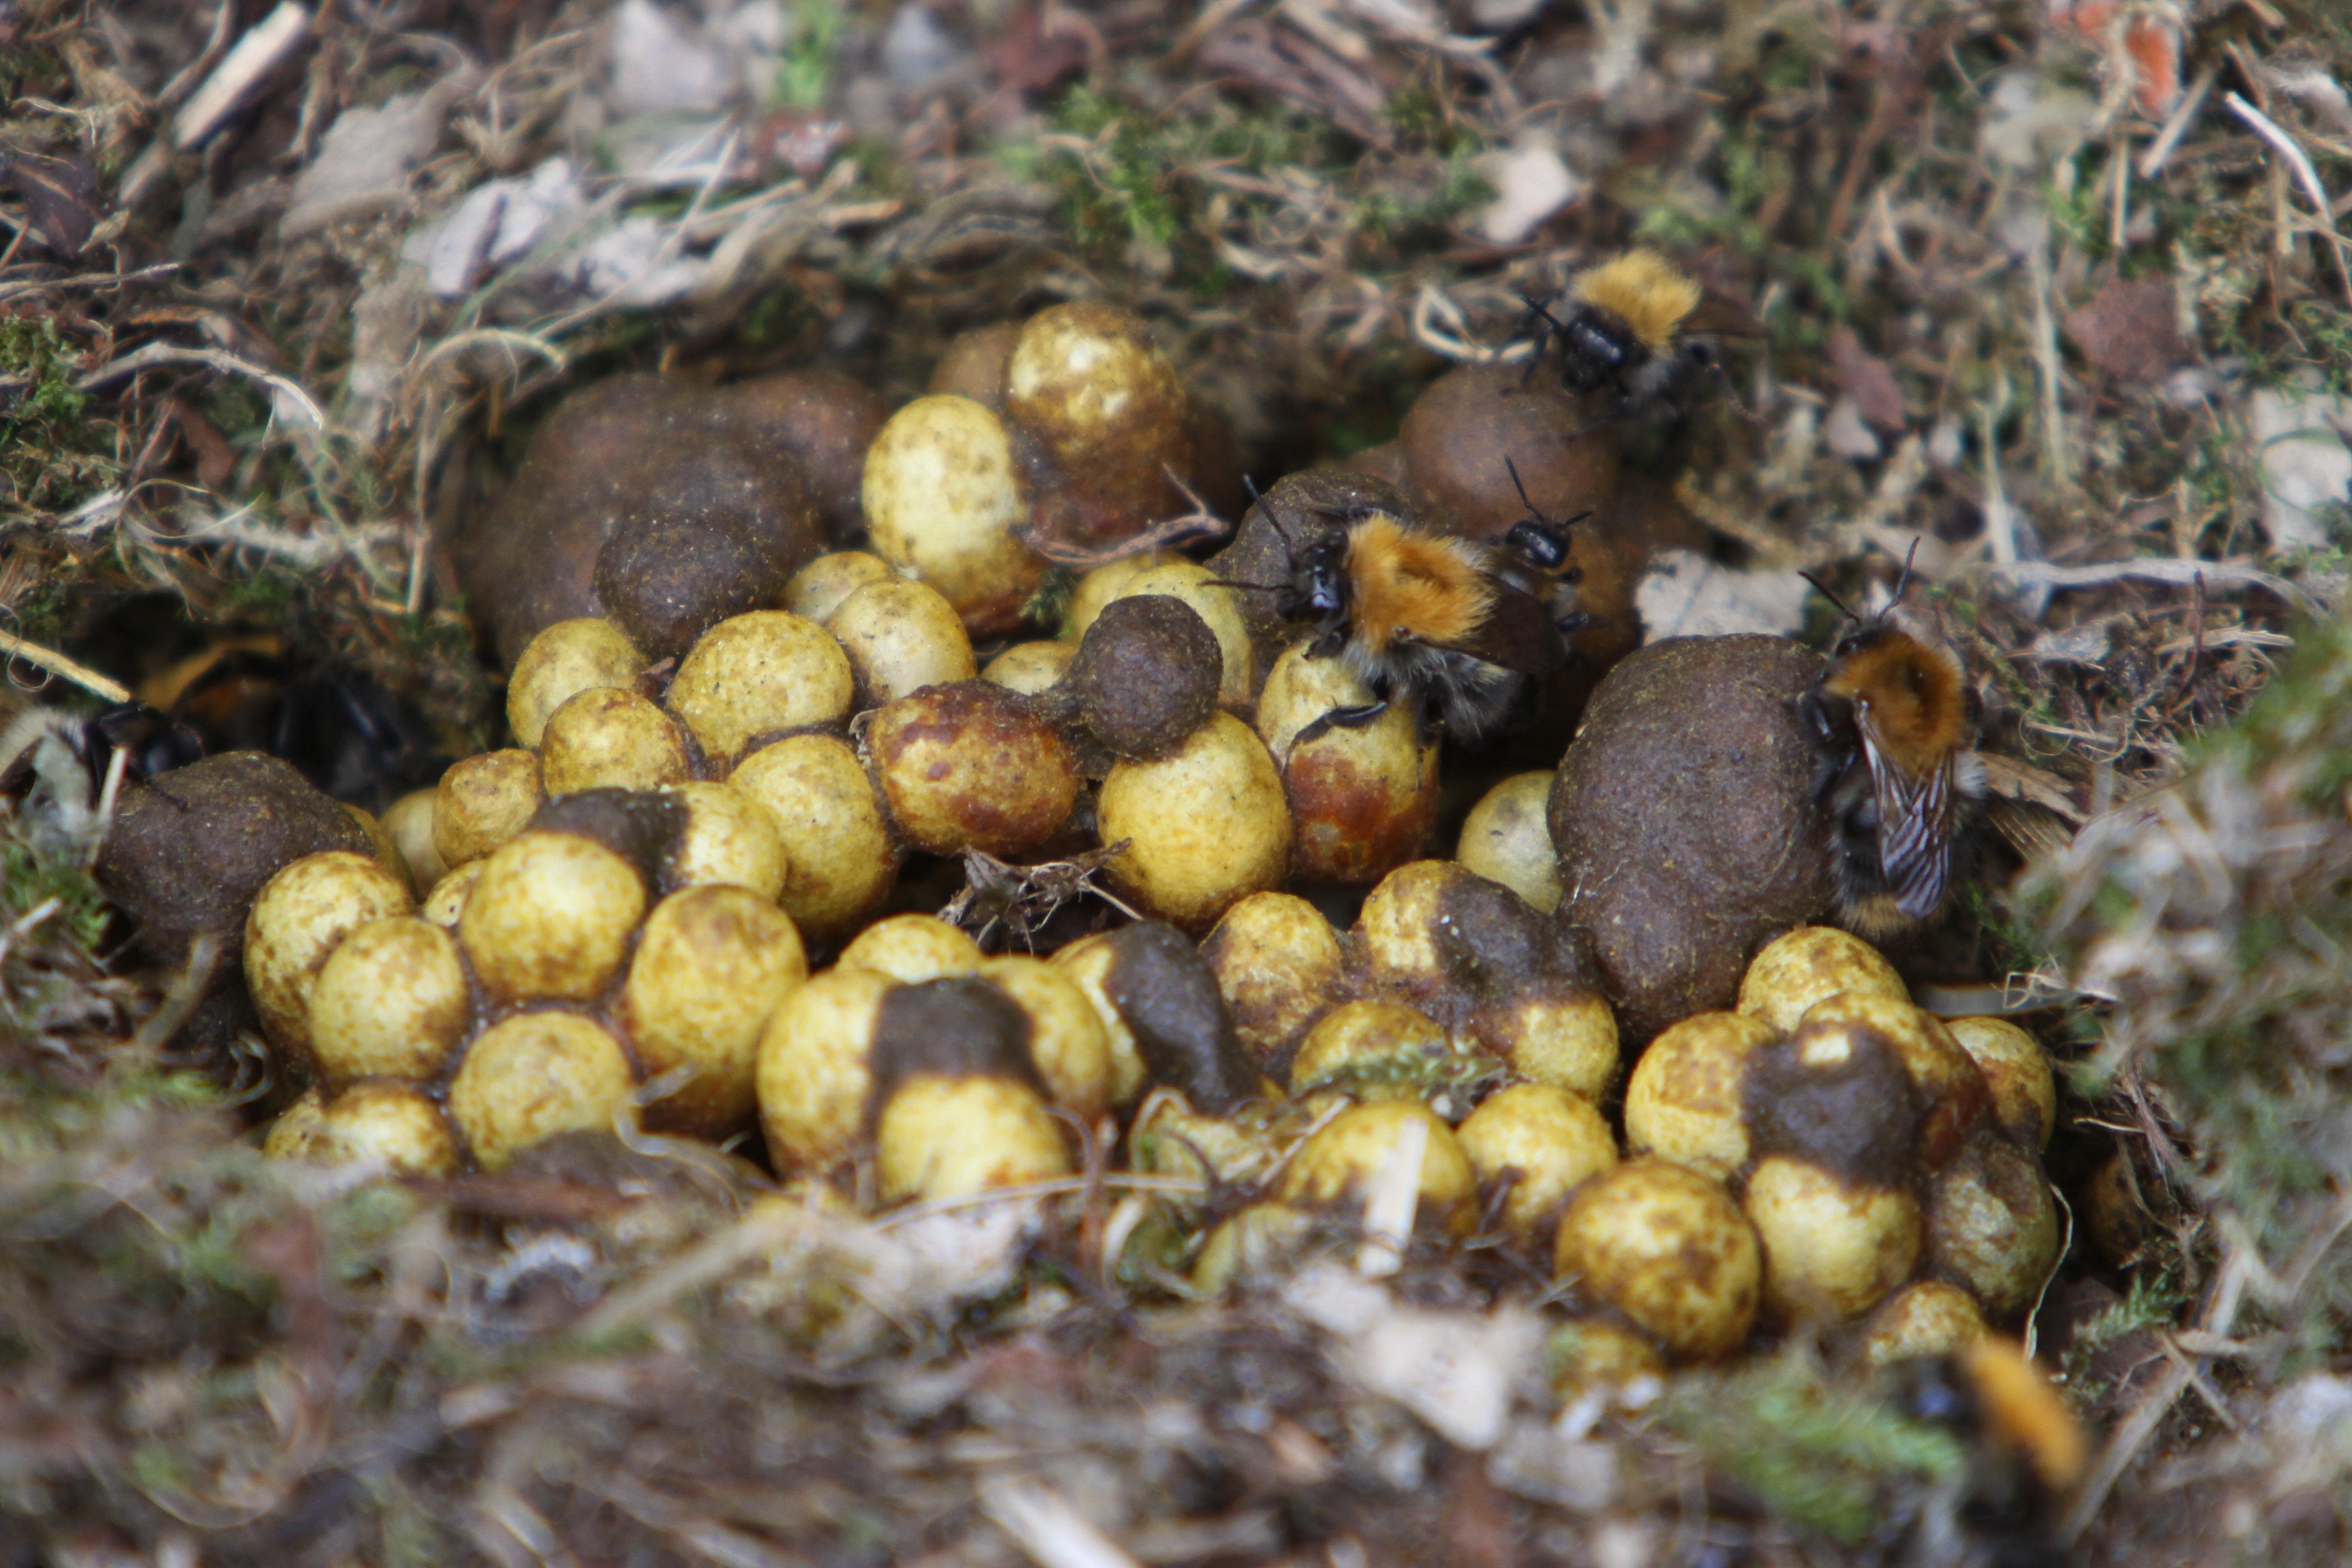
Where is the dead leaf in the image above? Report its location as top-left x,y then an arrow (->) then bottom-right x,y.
2049,1 -> 2182,120
2064,276 -> 2188,381
161,398 -> 237,493
1826,324 -> 1908,431
0,141 -> 102,254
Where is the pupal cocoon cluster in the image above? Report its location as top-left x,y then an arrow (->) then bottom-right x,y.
861,393 -> 1045,637
245,850 -> 416,1073
1200,890 -> 1346,1076
863,682 -> 1079,857
506,617 -> 646,750
1256,643 -> 1439,885
1622,926 -> 2064,1335
755,968 -> 1090,1203
432,747 -> 545,869
261,785 -> 819,1173
1354,859 -> 1618,1101
824,576 -> 978,708
1554,1157 -> 1761,1362
1097,712 -> 1292,931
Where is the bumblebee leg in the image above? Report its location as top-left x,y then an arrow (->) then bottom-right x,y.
1554,611 -> 1598,637
1309,626 -> 1348,660
1293,701 -> 1389,747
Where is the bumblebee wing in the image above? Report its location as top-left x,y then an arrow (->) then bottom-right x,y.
1463,582 -> 1568,676
1858,706 -> 1956,920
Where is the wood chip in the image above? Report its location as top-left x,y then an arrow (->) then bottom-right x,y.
173,2 -> 312,150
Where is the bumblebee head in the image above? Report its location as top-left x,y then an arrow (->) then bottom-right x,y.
1294,532 -> 1351,619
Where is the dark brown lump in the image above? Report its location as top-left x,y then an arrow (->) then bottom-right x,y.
1427,870 -> 1586,1006
1101,920 -> 1259,1115
927,322 -> 1023,410
456,374 -> 836,666
1395,362 -> 1621,552
1742,1021 -> 1922,1190
720,369 -> 889,542
98,751 -> 375,965
1070,595 -> 1222,761
1550,635 -> 1837,1045
865,977 -> 1046,1128
526,788 -> 686,897
95,750 -> 377,1062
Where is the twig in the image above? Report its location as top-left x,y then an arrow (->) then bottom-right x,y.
173,2 -> 314,150
0,629 -> 132,704
0,262 -> 180,309
1984,556 -> 2318,614
156,1 -> 241,111
980,1476 -> 1144,1568
2138,65 -> 2217,178
2026,232 -> 2070,487
2064,1246 -> 2251,1541
80,342 -> 326,435
1167,0 -> 1263,63
2226,90 -> 2352,307
84,745 -> 128,872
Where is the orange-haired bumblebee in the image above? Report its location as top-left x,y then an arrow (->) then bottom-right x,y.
1886,1342 -> 2085,1568
1522,248 -> 1726,424
1797,552 -> 1984,939
1220,466 -> 1591,746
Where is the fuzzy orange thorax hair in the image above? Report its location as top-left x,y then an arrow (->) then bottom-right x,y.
1575,249 -> 1703,352
1964,1340 -> 2086,1493
1344,514 -> 1495,654
1821,620 -> 1968,776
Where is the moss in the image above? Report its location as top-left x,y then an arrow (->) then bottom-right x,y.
0,314 -> 115,514
1664,1354 -> 1966,1545
774,0 -> 844,110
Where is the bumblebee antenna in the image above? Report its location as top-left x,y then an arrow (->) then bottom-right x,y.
1515,294 -> 1566,387
1503,456 -> 1590,534
1799,572 -> 1862,626
1245,474 -> 1306,556
1890,537 -> 1921,605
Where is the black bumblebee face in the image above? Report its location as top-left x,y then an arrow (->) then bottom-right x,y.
1503,517 -> 1572,575
1291,532 -> 1352,621
1556,307 -> 1651,393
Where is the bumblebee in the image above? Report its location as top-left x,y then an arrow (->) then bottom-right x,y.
1220,469 -> 1590,746
1523,248 -> 1722,424
0,646 -> 444,817
1887,1341 -> 2086,1568
1797,555 -> 1984,940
